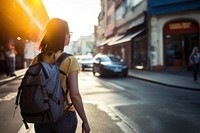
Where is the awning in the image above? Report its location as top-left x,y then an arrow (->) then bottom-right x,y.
108,35 -> 124,46
98,38 -> 113,46
98,35 -> 124,47
111,29 -> 145,45
128,16 -> 145,29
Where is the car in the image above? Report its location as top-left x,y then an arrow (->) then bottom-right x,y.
93,54 -> 128,77
78,55 -> 93,71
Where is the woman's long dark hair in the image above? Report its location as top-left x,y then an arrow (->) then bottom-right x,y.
40,18 -> 69,52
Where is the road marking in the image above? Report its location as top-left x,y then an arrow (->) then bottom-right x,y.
117,121 -> 137,133
18,123 -> 34,133
109,102 -> 144,133
0,92 -> 17,102
106,82 -> 125,91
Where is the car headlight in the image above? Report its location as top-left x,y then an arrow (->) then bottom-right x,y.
123,65 -> 128,69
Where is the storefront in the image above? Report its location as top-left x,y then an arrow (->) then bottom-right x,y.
133,34 -> 148,70
163,20 -> 199,69
106,28 -> 147,69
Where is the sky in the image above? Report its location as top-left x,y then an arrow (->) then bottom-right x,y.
42,0 -> 101,41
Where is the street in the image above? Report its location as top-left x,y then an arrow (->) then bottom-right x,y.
0,70 -> 200,133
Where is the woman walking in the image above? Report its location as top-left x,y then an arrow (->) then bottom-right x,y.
31,18 -> 90,133
189,46 -> 200,81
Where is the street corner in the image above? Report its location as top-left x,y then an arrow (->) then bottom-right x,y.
77,101 -> 134,133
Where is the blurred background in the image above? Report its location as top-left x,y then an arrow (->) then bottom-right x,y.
0,0 -> 199,73
0,1 -> 200,133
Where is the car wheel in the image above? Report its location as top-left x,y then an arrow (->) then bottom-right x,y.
99,72 -> 104,77
123,72 -> 128,77
82,66 -> 85,71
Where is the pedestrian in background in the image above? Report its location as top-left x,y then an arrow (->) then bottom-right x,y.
24,40 -> 39,68
31,18 -> 90,133
189,46 -> 200,81
6,41 -> 17,76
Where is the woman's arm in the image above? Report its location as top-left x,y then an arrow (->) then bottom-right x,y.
68,70 -> 90,133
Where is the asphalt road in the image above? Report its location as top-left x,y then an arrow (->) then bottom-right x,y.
0,70 -> 200,133
79,70 -> 200,133
0,77 -> 23,133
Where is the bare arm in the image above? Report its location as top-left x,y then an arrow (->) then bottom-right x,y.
68,70 -> 90,133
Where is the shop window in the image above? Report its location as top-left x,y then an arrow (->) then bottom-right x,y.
134,39 -> 147,69
164,20 -> 199,68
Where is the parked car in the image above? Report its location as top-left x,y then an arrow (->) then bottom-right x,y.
93,54 -> 128,77
78,55 -> 93,71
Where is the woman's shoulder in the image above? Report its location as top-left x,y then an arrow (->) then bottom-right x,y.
66,53 -> 79,60
60,53 -> 78,64
60,53 -> 80,74
68,55 -> 77,60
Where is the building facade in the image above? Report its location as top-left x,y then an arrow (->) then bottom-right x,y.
72,34 -> 95,56
148,0 -> 200,71
95,0 -> 200,71
95,0 -> 147,69
0,0 -> 49,70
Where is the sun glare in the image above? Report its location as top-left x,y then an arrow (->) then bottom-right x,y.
42,0 -> 101,41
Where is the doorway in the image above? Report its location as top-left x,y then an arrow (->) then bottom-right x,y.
163,20 -> 199,69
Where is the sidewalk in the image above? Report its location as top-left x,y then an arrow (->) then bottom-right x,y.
17,103 -> 126,133
0,68 -> 199,90
128,69 -> 200,91
0,69 -> 27,85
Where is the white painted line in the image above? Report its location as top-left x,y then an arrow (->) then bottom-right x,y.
107,82 -> 126,91
18,123 -> 34,133
0,92 -> 17,102
117,121 -> 137,133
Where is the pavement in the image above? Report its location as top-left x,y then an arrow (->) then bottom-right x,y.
0,68 -> 199,90
0,69 -> 27,85
0,68 -> 199,133
128,69 -> 200,91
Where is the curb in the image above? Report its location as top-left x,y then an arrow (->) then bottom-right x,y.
0,69 -> 27,85
1,69 -> 199,91
128,75 -> 200,92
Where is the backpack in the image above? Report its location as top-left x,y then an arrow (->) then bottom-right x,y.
15,52 -> 71,129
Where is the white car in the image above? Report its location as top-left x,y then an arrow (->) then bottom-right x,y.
78,55 -> 93,71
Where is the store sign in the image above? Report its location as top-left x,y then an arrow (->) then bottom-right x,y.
169,22 -> 191,30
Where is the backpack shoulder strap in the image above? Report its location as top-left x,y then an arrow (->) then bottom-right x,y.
57,53 -> 72,101
57,53 -> 72,67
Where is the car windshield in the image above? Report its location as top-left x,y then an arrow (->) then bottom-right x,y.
109,56 -> 121,62
100,56 -> 120,62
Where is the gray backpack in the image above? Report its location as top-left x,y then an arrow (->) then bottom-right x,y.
15,52 -> 71,129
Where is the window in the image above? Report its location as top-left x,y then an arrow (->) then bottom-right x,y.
116,5 -> 126,20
